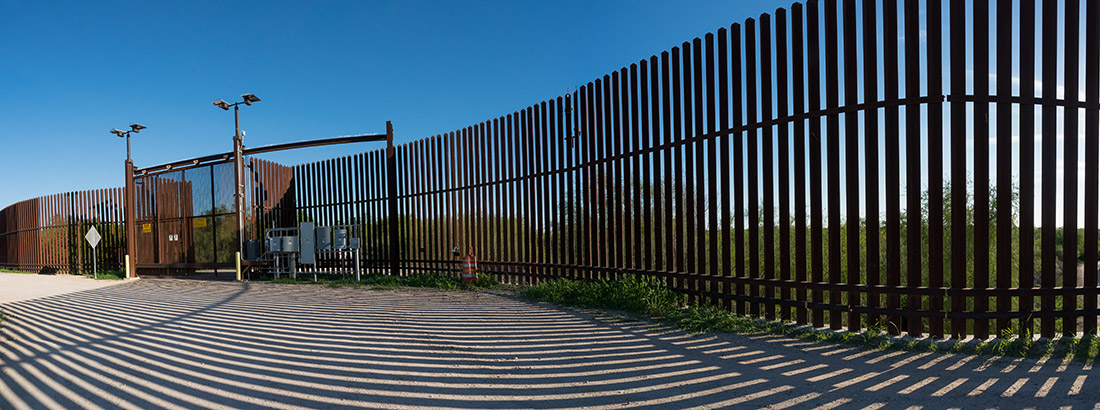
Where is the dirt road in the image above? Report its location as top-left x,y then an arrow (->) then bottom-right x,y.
0,278 -> 1096,409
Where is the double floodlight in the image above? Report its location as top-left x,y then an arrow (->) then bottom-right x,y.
110,123 -> 147,137
212,93 -> 261,110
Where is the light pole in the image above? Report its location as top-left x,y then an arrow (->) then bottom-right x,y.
212,93 -> 260,272
110,123 -> 146,163
110,123 -> 145,279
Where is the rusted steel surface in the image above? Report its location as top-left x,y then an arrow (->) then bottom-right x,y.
0,188 -> 125,274
3,0 -> 1100,338
381,0 -> 1100,338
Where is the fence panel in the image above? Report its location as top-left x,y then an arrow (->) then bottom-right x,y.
3,0 -> 1100,339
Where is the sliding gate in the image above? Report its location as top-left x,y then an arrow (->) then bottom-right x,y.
128,126 -> 393,277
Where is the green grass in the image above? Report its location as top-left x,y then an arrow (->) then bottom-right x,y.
268,272 -> 501,291
0,269 -> 34,274
519,275 -> 1100,363
85,270 -> 126,280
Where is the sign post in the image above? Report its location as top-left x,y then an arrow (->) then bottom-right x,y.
85,226 -> 101,279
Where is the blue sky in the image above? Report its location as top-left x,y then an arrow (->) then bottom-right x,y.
0,0 -> 791,209
2,0 -> 1090,231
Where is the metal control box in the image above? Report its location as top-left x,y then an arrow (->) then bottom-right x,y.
268,236 -> 282,253
334,228 -> 348,249
317,226 -> 333,250
299,222 -> 316,264
282,236 -> 299,253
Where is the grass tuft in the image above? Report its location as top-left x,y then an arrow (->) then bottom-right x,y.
86,270 -> 126,280
519,275 -> 1100,363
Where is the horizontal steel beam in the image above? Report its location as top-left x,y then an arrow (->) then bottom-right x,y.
133,133 -> 388,176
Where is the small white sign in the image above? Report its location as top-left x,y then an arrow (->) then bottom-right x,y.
85,226 -> 102,249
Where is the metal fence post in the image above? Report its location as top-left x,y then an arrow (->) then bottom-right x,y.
386,121 -> 398,276
124,160 -> 137,278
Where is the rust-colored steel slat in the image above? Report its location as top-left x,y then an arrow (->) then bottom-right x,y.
518,110 -> 528,282
563,96 -> 572,277
824,0 -> 842,331
482,121 -> 492,276
693,37 -> 707,302
669,48 -> 683,286
596,77 -> 607,277
759,16 -> 776,320
904,0 -> 922,337
730,23 -> 746,316
543,101 -> 553,280
486,119 -> 495,275
492,121 -> 502,276
630,65 -> 642,273
807,0 -> 823,328
407,141 -> 422,273
926,0 -> 945,339
863,0 -> 882,333
1039,0 -> 1058,339
1085,0 -> 1100,335
949,0 -> 968,338
641,59 -> 655,274
547,99 -> 557,279
526,111 -> 535,280
883,0 -> 902,335
553,99 -> 563,278
614,69 -> 626,275
1018,0 -> 1036,337
682,41 -> 697,297
972,0 -> 992,339
788,6 -> 806,323
660,52 -> 674,285
1061,0 -> 1082,337
590,79 -> 601,278
526,107 -> 537,282
744,16 -> 761,318
773,11 -> 791,321
843,0 -> 860,331
365,153 -> 375,268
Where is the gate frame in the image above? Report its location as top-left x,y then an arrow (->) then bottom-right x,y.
124,122 -> 394,278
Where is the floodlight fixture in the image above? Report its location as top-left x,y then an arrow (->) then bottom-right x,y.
111,124 -> 147,163
211,91 -> 263,264
241,93 -> 260,106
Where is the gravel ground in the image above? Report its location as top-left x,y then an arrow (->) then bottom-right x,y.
0,272 -> 123,304
0,278 -> 1097,409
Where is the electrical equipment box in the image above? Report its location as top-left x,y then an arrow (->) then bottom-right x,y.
317,226 -> 333,250
298,222 -> 316,264
334,228 -> 348,249
282,236 -> 299,253
261,224 -> 361,281
245,239 -> 261,260
268,236 -> 282,253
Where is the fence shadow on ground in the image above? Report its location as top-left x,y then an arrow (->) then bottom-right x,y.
0,280 -> 1096,409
